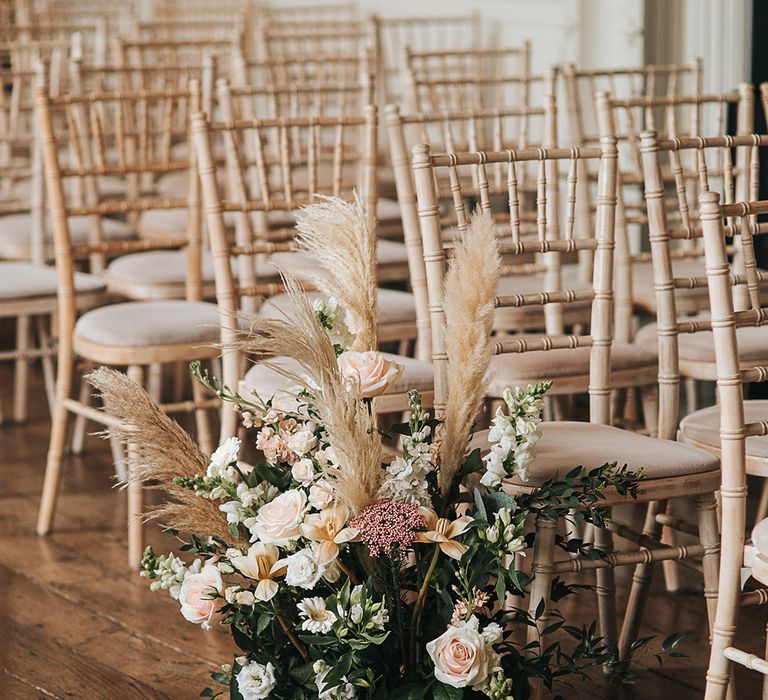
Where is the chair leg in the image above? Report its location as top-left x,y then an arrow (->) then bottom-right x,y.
640,384 -> 659,437
526,514 -> 557,700
696,494 -> 721,633
618,499 -> 666,662
147,362 -> 163,402
192,371 -> 214,456
594,519 -> 618,669
36,316 -> 56,414
685,377 -> 699,413
36,344 -> 75,535
70,369 -> 91,455
756,480 -> 768,527
661,501 -> 681,594
13,314 -> 31,423
126,364 -> 144,570
762,623 -> 768,700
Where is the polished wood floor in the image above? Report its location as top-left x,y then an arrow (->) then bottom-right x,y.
0,366 -> 765,699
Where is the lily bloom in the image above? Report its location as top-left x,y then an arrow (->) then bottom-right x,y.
416,508 -> 473,560
300,505 -> 359,566
229,543 -> 282,602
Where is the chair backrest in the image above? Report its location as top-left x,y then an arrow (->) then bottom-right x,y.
262,1 -> 358,23
191,103 -> 377,428
34,81 -> 205,325
372,13 -> 482,103
228,48 -> 375,119
400,45 -> 544,114
640,130 -> 768,440
255,19 -> 375,63
595,85 -> 754,343
563,60 -> 704,147
386,98 -> 557,361
411,136 -> 618,422
3,19 -> 109,66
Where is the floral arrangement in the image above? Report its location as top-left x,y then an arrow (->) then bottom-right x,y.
89,200 -> 678,700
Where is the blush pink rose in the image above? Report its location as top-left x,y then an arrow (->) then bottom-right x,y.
337,351 -> 403,398
178,564 -> 222,629
253,489 -> 307,545
426,619 -> 495,689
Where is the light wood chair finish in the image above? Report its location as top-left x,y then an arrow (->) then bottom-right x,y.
412,139 -> 721,698
693,190 -> 768,700
34,83 -> 222,569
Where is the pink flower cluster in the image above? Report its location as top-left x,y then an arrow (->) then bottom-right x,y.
450,588 -> 491,625
255,417 -> 300,465
352,499 -> 425,558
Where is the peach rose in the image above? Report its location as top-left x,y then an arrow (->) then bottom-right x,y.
178,564 -> 222,629
426,617 -> 498,689
337,351 -> 403,398
253,489 -> 307,545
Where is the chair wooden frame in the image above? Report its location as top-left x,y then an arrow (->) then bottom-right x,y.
34,82 -> 221,569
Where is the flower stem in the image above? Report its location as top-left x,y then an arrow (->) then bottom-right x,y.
409,545 -> 441,669
273,604 -> 309,662
337,557 -> 360,585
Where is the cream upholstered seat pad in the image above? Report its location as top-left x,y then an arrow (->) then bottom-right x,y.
271,238 -> 408,276
680,400 -> 768,459
104,249 -> 277,298
239,353 -> 433,406
259,288 -> 416,326
0,262 -> 105,299
632,259 -> 768,314
136,208 -> 241,239
74,300 -> 220,347
636,320 -> 768,364
469,421 -> 718,487
486,339 -> 656,395
0,214 -> 132,260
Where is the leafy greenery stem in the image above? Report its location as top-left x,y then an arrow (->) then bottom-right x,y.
386,557 -> 408,674
272,602 -> 309,662
409,545 -> 440,669
337,557 -> 360,585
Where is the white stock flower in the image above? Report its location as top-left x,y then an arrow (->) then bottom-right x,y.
235,661 -> 276,700
281,548 -> 324,590
207,436 -> 241,481
287,428 -> 318,456
297,596 -> 337,633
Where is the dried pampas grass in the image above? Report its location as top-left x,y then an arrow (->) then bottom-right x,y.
238,274 -> 382,514
87,367 -> 247,547
295,193 -> 377,351
438,209 -> 501,497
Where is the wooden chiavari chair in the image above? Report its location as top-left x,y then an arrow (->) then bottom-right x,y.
401,45 -> 534,114
260,1 -> 357,23
681,186 -> 768,700
192,103 -> 434,441
412,139 -> 721,697
372,13 -> 483,104
34,82 -> 222,569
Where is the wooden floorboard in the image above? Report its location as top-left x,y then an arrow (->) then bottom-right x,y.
0,367 -> 766,698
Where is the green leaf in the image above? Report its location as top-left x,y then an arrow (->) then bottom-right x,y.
388,683 -> 426,700
432,682 -> 463,700
458,448 -> 484,476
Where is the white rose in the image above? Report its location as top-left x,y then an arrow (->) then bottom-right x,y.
291,458 -> 315,484
283,548 -> 324,590
308,479 -> 334,510
337,351 -> 403,398
207,436 -> 241,479
287,428 -> 318,456
426,617 -> 495,689
178,564 -> 222,629
253,489 -> 306,545
236,661 -> 276,700
350,603 -> 364,624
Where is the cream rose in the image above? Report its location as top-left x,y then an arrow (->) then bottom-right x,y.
337,351 -> 403,398
236,661 -> 276,700
426,617 -> 498,689
282,548 -> 324,589
287,428 -> 318,456
291,458 -> 315,484
253,489 -> 306,545
178,564 -> 222,629
308,479 -> 334,510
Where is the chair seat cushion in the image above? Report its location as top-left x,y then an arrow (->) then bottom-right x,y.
271,238 -> 408,278
74,300 -> 220,347
0,214 -> 132,260
259,288 -> 415,326
239,352 -> 433,406
680,400 -> 768,459
136,207 -> 240,239
0,262 -> 105,299
487,340 -> 656,395
632,260 -> 768,314
636,320 -> 768,365
470,421 -> 719,487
